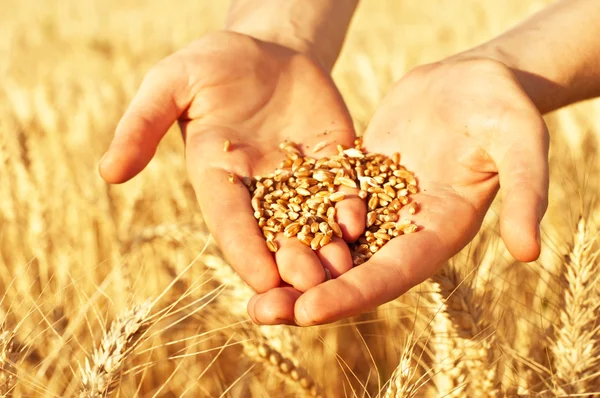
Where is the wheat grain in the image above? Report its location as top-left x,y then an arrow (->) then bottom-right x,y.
312,140 -> 331,153
266,239 -> 278,253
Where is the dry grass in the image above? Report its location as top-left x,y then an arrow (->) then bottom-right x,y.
1,0 -> 599,396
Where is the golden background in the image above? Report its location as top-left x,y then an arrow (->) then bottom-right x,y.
1,0 -> 599,396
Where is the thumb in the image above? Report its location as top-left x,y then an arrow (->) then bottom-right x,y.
494,119 -> 549,262
99,59 -> 192,183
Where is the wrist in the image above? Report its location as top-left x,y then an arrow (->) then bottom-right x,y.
224,23 -> 327,69
224,0 -> 358,73
446,43 -> 573,115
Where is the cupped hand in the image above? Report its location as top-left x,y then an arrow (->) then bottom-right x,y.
248,58 -> 549,326
99,31 -> 365,297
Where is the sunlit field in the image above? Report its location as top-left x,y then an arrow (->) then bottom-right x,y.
1,0 -> 599,396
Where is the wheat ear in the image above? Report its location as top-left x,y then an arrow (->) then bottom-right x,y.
203,253 -> 323,396
424,278 -> 467,397
79,300 -> 153,398
0,330 -> 16,396
549,217 -> 600,395
244,341 -> 323,397
383,333 -> 420,398
429,263 -> 501,397
128,222 -> 323,396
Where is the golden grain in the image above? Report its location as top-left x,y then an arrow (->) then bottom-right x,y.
246,141 -> 420,265
312,140 -> 331,153
266,239 -> 278,253
329,191 -> 345,202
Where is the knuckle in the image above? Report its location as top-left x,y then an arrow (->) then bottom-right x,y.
144,58 -> 172,81
144,53 -> 188,87
298,290 -> 326,324
297,271 -> 325,292
278,258 -> 323,292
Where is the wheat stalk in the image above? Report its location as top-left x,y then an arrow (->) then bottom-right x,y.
549,217 -> 600,395
79,300 -> 153,398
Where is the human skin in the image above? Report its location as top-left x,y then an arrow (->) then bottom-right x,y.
99,0 -> 600,326
245,0 -> 600,326
98,1 -> 361,297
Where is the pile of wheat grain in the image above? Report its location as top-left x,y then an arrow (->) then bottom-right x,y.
243,140 -> 419,264
1,0 -> 599,396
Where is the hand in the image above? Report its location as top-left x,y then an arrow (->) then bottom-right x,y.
247,58 -> 549,326
99,31 -> 365,297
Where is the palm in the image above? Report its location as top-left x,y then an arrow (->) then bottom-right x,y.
180,32 -> 356,177
358,70 -> 504,296
177,32 -> 362,294
363,62 -> 507,268
363,60 -> 549,266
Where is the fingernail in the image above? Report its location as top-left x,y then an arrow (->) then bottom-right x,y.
294,302 -> 312,327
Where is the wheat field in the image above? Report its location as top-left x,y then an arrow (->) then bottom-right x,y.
1,0 -> 600,396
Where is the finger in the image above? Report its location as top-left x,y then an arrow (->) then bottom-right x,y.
247,234 -> 356,325
99,58 -> 192,183
334,185 -> 366,242
294,230 -> 444,326
192,167 -> 281,293
247,288 -> 302,325
315,236 -> 353,278
247,294 -> 261,324
494,122 -> 549,262
294,191 -> 478,326
274,235 -> 326,292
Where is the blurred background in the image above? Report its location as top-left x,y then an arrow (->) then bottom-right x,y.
1,0 -> 599,397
